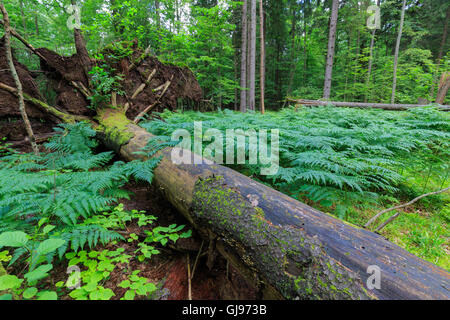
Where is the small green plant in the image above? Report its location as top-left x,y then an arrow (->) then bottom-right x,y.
88,62 -> 125,109
128,224 -> 192,262
65,248 -> 131,300
118,270 -> 157,300
84,204 -> 156,230
0,273 -> 57,300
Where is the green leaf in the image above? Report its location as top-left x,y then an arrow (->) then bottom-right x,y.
124,289 -> 135,300
0,231 -> 28,248
42,225 -> 56,234
0,293 -> 12,300
23,287 -> 38,299
36,290 -> 58,300
0,275 -> 23,290
118,279 -> 131,288
37,239 -> 66,256
24,264 -> 53,283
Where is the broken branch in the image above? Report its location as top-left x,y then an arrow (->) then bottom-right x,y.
1,3 -> 39,155
370,187 -> 450,232
133,75 -> 173,124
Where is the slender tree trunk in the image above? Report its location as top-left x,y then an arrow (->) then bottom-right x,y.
430,7 -> 449,100
70,0 -> 91,85
34,15 -> 39,36
20,0 -> 26,33
323,0 -> 339,100
259,0 -> 265,114
240,0 -> 248,112
285,4 -> 297,103
248,0 -> 256,111
365,0 -> 381,103
391,0 -> 406,104
303,3 -> 308,84
0,3 -> 39,155
436,72 -> 450,104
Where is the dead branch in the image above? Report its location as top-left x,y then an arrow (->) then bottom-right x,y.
287,98 -> 450,111
128,45 -> 152,72
131,69 -> 156,99
1,3 -> 39,155
70,81 -> 91,98
134,75 -> 173,124
0,81 -> 89,123
365,187 -> 450,230
187,254 -> 192,300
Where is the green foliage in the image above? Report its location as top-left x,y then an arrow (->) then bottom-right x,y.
143,107 -> 449,219
0,122 -> 164,297
88,63 -> 125,109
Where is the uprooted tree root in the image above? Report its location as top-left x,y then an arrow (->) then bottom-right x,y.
0,38 -> 203,143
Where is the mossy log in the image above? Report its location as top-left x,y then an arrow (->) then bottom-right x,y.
95,109 -> 450,300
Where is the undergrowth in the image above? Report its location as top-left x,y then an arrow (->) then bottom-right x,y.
141,106 -> 449,269
0,122 -> 191,300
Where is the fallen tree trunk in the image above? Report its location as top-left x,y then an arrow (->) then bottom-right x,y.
287,99 -> 450,111
1,16 -> 448,299
96,109 -> 450,300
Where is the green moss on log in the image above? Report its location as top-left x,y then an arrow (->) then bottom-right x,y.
192,176 -> 376,300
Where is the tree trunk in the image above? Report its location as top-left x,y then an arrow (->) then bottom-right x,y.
248,0 -> 256,111
70,0 -> 92,82
259,0 -> 265,114
365,0 -> 381,103
391,0 -> 406,104
240,0 -> 248,113
323,0 -> 339,100
436,72 -> 450,105
0,2 -> 39,156
430,7 -> 449,99
93,109 -> 450,300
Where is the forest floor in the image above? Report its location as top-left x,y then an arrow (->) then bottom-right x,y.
42,181 -> 257,300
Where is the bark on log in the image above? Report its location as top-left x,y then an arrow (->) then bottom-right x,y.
96,109 -> 450,300
287,99 -> 450,111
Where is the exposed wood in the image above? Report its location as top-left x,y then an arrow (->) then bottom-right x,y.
95,109 -> 450,300
131,69 -> 156,99
187,254 -> 192,300
365,187 -> 450,231
70,81 -> 91,98
111,91 -> 117,107
128,45 -> 152,72
0,3 -> 39,156
287,98 -> 450,111
436,72 -> 450,105
133,75 -> 173,124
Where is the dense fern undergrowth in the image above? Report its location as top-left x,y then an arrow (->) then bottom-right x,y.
142,106 -> 449,269
0,123 -> 190,300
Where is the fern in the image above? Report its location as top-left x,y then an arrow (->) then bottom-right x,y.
0,122 -> 162,267
141,106 -> 450,218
